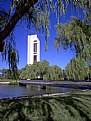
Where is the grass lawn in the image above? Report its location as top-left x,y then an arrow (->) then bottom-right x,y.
0,79 -> 19,85
0,90 -> 91,121
0,79 -> 16,82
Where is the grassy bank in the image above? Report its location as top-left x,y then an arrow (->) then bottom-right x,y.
0,90 -> 91,121
0,79 -> 19,85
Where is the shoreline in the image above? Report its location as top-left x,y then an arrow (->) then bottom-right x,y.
0,82 -> 10,84
0,89 -> 91,100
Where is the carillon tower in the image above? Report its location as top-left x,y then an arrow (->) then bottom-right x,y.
27,35 -> 40,65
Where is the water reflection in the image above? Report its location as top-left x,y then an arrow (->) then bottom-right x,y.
0,85 -> 27,98
27,85 -> 80,94
0,84 -> 80,98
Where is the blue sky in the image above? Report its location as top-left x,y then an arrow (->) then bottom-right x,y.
0,1 -> 84,70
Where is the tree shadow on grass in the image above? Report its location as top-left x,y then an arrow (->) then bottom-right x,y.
53,94 -> 91,121
0,93 -> 91,121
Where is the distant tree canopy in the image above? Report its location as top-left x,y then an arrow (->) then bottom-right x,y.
0,0 -> 91,79
18,59 -> 91,81
1,59 -> 90,81
19,60 -> 63,80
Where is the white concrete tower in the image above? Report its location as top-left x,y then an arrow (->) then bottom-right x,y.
27,35 -> 40,65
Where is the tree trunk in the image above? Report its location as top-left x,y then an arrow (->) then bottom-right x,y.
0,0 -> 38,44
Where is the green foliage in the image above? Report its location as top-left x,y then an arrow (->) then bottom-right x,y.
19,60 -> 63,80
55,16 -> 91,65
1,33 -> 19,79
54,0 -> 91,80
19,57 -> 91,81
9,81 -> 19,85
0,9 -> 10,31
44,65 -> 63,80
64,54 -> 91,80
1,57 -> 90,81
0,91 -> 91,120
1,68 -> 19,80
19,60 -> 49,80
0,0 -> 91,80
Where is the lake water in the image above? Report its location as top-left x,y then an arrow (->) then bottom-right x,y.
0,84 -> 80,98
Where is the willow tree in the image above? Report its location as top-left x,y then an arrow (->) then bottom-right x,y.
65,54 -> 89,80
55,1 -> 91,68
0,0 -> 91,78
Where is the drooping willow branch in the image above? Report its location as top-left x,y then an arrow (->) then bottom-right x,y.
0,0 -> 38,44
